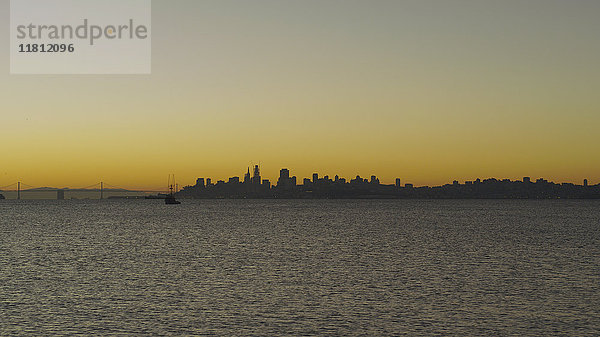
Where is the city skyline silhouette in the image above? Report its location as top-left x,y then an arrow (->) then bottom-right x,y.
1,165 -> 597,200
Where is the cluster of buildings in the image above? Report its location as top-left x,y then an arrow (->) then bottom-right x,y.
179,165 -> 394,199
177,166 -> 599,199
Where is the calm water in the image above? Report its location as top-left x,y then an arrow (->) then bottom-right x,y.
1,200 -> 599,336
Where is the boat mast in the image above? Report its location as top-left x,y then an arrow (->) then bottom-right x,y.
168,174 -> 175,195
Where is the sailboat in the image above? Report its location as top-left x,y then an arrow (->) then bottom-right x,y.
165,174 -> 181,205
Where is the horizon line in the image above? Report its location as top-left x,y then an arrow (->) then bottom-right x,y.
1,175 -> 596,193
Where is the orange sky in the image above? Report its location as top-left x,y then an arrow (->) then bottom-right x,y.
1,0 -> 599,189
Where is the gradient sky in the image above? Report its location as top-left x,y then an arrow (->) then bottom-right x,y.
1,0 -> 599,189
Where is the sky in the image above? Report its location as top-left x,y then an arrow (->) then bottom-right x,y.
1,0 -> 599,189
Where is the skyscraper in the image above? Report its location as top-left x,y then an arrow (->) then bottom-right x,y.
252,165 -> 261,185
244,167 -> 251,184
277,168 -> 292,189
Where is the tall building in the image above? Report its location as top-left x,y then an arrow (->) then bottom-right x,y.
277,168 -> 293,189
244,167 -> 251,184
252,165 -> 261,185
312,173 -> 319,183
396,178 -> 401,188
584,179 -> 588,187
195,178 -> 205,188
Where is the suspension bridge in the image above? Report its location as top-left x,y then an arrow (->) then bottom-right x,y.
0,181 -> 172,200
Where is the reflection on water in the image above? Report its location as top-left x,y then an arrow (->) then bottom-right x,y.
1,200 -> 599,335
